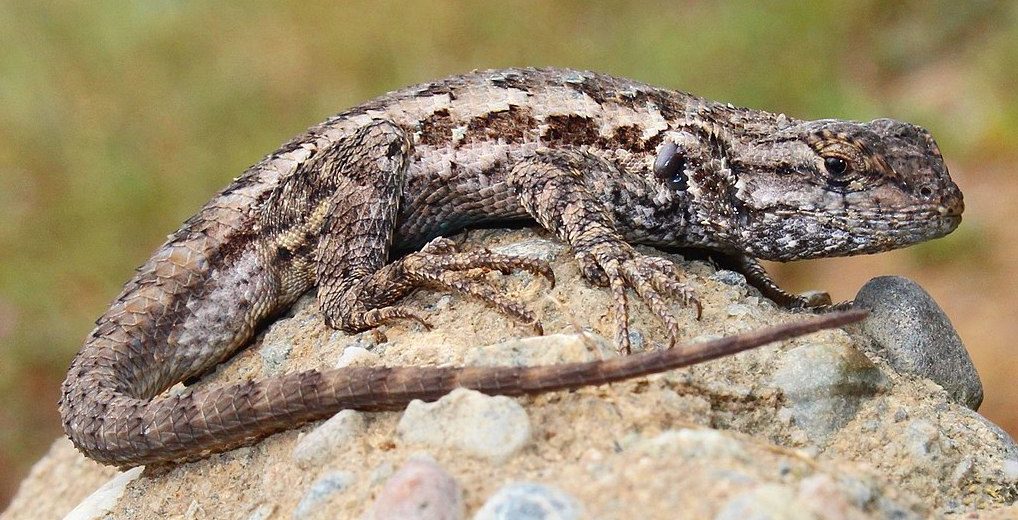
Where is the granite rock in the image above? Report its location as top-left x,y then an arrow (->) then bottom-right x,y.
365,457 -> 463,520
291,410 -> 367,468
397,388 -> 532,463
772,341 -> 889,444
474,482 -> 581,520
854,275 -> 983,410
4,229 -> 1013,520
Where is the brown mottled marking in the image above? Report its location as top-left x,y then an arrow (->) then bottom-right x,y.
463,105 -> 537,144
418,109 -> 456,146
542,114 -> 600,146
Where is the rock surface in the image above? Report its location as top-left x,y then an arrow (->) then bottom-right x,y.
291,410 -> 367,468
3,229 -> 1015,519
397,388 -> 533,463
772,341 -> 889,445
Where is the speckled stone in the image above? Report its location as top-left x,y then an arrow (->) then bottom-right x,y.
292,471 -> 353,519
397,388 -> 531,463
772,342 -> 889,444
474,482 -> 581,520
854,275 -> 982,410
364,457 -> 463,520
259,338 -> 293,375
291,409 -> 367,467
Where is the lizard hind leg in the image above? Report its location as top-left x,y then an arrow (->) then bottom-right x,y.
330,237 -> 555,333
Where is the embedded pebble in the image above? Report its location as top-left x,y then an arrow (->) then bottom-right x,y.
364,457 -> 463,520
714,484 -> 804,520
490,237 -> 566,262
463,333 -> 614,367
474,482 -> 581,520
1002,459 -> 1018,481
725,303 -> 752,317
635,428 -> 747,461
904,419 -> 943,464
245,503 -> 275,520
711,269 -> 747,287
63,467 -> 144,520
854,276 -> 983,410
292,471 -> 353,519
772,342 -> 888,444
334,345 -> 380,368
260,338 -> 294,374
397,388 -> 531,462
291,410 -> 367,467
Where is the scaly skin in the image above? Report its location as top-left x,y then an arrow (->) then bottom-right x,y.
59,68 -> 962,467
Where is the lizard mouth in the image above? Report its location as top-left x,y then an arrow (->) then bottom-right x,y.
938,214 -> 962,236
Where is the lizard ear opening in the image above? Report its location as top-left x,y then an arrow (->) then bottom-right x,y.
654,141 -> 688,191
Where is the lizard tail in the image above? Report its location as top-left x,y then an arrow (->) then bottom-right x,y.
64,309 -> 866,467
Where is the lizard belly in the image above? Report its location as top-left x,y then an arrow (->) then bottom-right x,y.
393,141 -> 537,250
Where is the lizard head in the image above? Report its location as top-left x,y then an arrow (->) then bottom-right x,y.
662,117 -> 964,261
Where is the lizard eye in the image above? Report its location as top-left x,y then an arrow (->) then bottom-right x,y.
654,141 -> 688,191
824,156 -> 849,176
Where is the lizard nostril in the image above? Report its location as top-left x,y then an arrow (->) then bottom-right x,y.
946,198 -> 964,217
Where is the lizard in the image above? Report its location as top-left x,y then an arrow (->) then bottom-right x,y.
58,67 -> 963,467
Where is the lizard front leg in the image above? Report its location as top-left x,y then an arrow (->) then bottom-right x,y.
315,121 -> 553,334
508,148 -> 700,353
715,253 -> 850,311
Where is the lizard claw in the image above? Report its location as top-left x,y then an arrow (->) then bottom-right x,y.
396,240 -> 552,333
339,306 -> 434,331
578,243 -> 699,353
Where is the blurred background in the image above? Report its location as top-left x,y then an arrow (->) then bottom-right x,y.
1,0 -> 1015,508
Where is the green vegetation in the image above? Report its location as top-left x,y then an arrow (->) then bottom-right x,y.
1,0 -> 1015,506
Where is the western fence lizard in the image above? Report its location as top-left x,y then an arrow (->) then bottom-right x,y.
59,67 -> 962,467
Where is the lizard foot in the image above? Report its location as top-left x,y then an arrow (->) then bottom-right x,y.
577,242 -> 700,354
324,237 -> 554,334
402,237 -> 554,333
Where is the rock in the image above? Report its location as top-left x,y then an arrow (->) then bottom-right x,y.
334,345 -> 380,368
365,457 -> 463,520
291,410 -> 367,467
710,269 -> 747,288
260,337 -> 294,375
489,237 -> 566,262
245,504 -> 275,520
854,275 -> 983,410
397,388 -> 531,463
62,467 -> 144,520
717,474 -> 920,520
714,484 -> 808,520
292,471 -> 353,519
772,342 -> 889,444
634,428 -> 747,461
462,333 -> 614,367
6,230 -> 1016,519
474,482 -> 581,520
